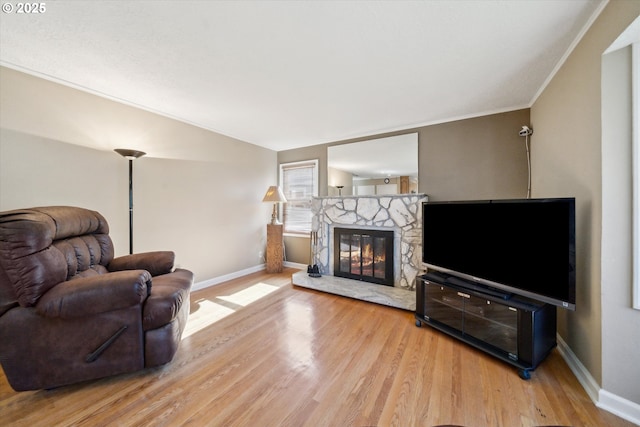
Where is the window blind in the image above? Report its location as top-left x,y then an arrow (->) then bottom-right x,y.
280,160 -> 318,234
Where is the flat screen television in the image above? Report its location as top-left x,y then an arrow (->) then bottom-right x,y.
422,198 -> 576,310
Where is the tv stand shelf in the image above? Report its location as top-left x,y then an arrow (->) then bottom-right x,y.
415,273 -> 557,379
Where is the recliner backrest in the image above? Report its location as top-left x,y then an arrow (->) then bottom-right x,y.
0,206 -> 114,307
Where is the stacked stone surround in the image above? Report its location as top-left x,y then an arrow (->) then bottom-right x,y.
310,194 -> 428,290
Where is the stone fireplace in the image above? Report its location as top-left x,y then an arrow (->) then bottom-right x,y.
292,194 -> 428,310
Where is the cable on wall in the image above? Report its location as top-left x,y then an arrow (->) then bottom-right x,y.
519,126 -> 533,199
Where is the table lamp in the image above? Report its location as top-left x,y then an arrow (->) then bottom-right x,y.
262,186 -> 287,225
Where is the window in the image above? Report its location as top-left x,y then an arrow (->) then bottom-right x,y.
279,160 -> 318,235
633,41 -> 639,309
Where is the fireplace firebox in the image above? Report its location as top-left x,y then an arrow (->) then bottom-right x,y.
333,227 -> 394,286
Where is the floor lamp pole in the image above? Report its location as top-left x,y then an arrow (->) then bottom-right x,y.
127,158 -> 134,255
115,149 -> 146,255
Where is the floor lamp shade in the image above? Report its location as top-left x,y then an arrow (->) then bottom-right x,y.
115,149 -> 146,254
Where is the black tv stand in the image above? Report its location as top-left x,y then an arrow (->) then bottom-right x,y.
415,273 -> 557,379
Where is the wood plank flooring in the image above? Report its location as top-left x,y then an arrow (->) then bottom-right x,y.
0,268 -> 634,427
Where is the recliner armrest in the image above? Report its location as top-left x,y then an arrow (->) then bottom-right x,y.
35,270 -> 151,318
108,251 -> 175,276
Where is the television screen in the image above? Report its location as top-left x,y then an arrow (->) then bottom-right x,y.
422,198 -> 576,310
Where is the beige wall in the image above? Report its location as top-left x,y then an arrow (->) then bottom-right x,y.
279,108 -> 530,264
531,0 -> 640,404
0,67 -> 277,284
418,109 -> 530,200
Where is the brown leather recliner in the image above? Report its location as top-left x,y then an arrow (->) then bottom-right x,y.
0,206 -> 193,391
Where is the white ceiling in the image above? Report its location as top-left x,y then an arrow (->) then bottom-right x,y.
0,0 -> 605,152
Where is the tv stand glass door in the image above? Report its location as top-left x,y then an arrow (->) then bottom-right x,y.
423,282 -> 518,357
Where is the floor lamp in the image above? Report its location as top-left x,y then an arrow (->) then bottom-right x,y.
114,148 -> 146,254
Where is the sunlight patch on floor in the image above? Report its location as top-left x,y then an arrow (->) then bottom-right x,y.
282,299 -> 317,375
182,282 -> 280,339
182,298 -> 234,339
217,282 -> 280,306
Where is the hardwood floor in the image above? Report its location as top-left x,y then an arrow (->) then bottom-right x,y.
0,268 -> 634,427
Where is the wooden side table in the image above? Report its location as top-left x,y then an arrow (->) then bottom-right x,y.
266,223 -> 284,273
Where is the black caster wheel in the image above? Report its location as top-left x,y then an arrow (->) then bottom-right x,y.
518,369 -> 531,380
415,319 -> 422,327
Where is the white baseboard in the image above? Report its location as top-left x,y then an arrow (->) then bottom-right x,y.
598,390 -> 640,426
192,264 -> 266,291
557,334 -> 640,426
191,262 -> 305,292
284,261 -> 307,270
556,334 -> 600,403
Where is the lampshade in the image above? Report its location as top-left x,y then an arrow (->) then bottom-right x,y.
262,186 -> 287,203
114,148 -> 146,160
